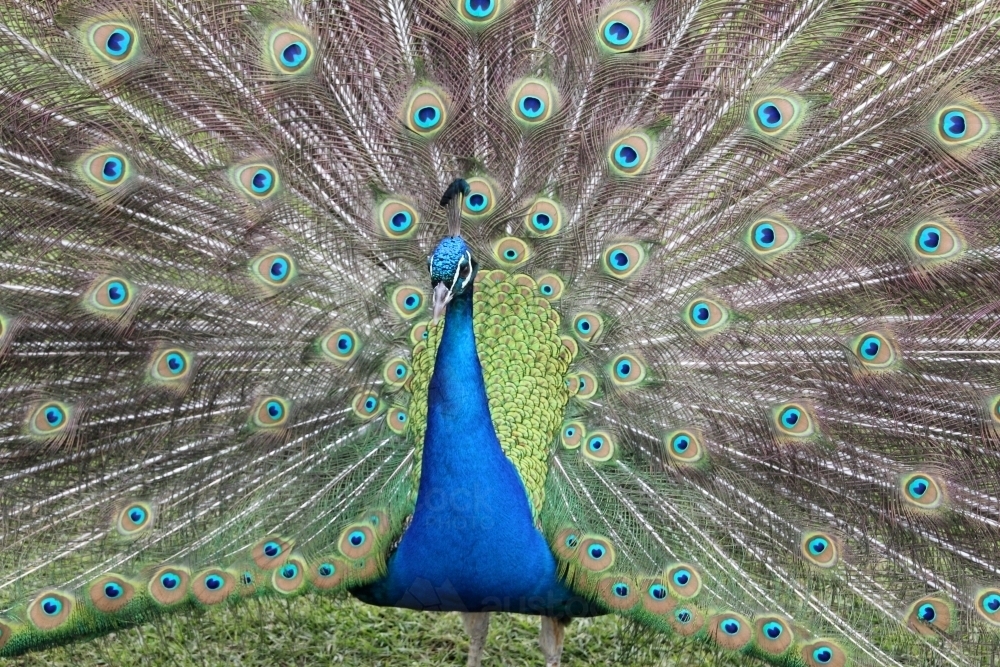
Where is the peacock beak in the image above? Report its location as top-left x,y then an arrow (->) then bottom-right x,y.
432,282 -> 453,324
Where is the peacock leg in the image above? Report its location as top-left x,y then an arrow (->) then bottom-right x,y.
460,611 -> 491,667
539,616 -> 570,667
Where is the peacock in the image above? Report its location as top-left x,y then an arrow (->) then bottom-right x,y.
2,1 -> 1000,665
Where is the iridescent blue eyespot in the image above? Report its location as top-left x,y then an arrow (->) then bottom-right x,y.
604,21 -> 631,45
519,96 -> 545,119
649,583 -> 667,600
812,647 -> 833,664
104,583 -> 123,599
102,156 -> 123,182
780,407 -> 801,428
160,573 -> 179,589
722,618 -> 741,635
942,110 -> 967,139
672,434 -> 690,454
128,507 -> 147,525
588,437 -> 604,452
105,29 -> 131,57
242,572 -> 253,585
565,534 -> 579,548
269,258 -> 289,281
692,303 -> 711,325
106,281 -> 127,305
588,544 -> 605,559
264,541 -> 282,558
609,250 -> 630,270
918,603 -> 936,622
349,530 -> 366,547
318,563 -> 335,577
763,621 -> 783,639
42,597 -> 62,615
918,226 -> 941,252
404,294 -> 420,310
414,106 -> 440,129
908,477 -> 929,498
808,537 -> 829,555
280,42 -> 308,69
577,319 -> 592,334
266,400 -> 283,420
251,169 -> 273,194
859,336 -> 881,360
531,212 -> 553,231
615,359 -> 632,378
672,569 -> 691,587
757,102 -> 782,128
541,284 -> 554,295
754,223 -> 775,248
281,564 -> 299,580
45,406 -> 64,426
675,609 -> 692,624
983,593 -> 1000,612
614,144 -> 639,168
467,193 -> 488,212
390,211 -> 412,232
205,575 -> 223,590
612,582 -> 630,597
364,397 -> 377,412
165,352 -> 185,375
465,0 -> 495,17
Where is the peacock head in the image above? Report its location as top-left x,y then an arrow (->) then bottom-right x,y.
429,235 -> 477,323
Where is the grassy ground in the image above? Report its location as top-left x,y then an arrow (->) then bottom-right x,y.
2,594 -> 765,666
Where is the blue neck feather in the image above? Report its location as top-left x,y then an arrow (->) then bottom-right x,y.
354,288 -> 596,616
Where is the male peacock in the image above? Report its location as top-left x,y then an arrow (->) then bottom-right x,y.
2,1 -> 1000,666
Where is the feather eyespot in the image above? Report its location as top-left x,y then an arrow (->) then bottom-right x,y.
900,472 -> 944,510
251,252 -> 297,290
493,237 -> 530,266
536,273 -> 564,300
602,242 -> 645,278
266,27 -> 315,75
772,402 -> 816,439
383,358 -> 411,388
524,198 -> 564,236
391,286 -> 426,319
908,220 -> 962,263
88,277 -> 135,314
666,564 -> 702,598
234,164 -> 279,200
598,575 -> 639,610
750,95 -> 804,137
574,371 -> 598,399
802,641 -> 846,667
746,218 -> 798,258
608,132 -> 653,176
552,527 -> 582,560
755,616 -> 794,655
638,577 -> 675,614
28,591 -> 74,630
851,332 -> 897,370
410,321 -> 430,345
404,86 -> 449,137
339,524 -> 376,560
272,555 -> 307,594
88,575 -> 135,613
376,199 -> 420,239
906,596 -> 952,636
664,429 -> 706,466
975,589 -> 1000,626
684,298 -> 728,334
598,7 -> 646,53
463,178 -> 496,217
29,401 -> 70,436
253,397 -> 289,428
80,150 -> 132,190
115,502 -> 153,536
582,431 -> 615,462
560,422 -> 585,449
252,536 -> 294,569
149,566 -> 190,606
387,407 -> 409,434
351,392 -> 383,420
150,348 -> 192,383
87,22 -> 138,64
321,328 -> 360,362
608,353 -> 645,387
932,103 -> 991,151
510,79 -> 556,127
577,536 -> 616,571
571,312 -> 604,342
310,557 -> 347,590
192,569 -> 236,605
709,613 -> 752,651
457,0 -> 501,25
800,532 -> 839,568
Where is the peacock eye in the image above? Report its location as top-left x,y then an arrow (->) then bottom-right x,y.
510,79 -> 556,127
404,87 -> 449,137
378,199 -> 420,239
87,22 -> 138,64
684,298 -> 728,334
30,401 -> 70,436
80,150 -> 132,190
750,95 -> 803,137
608,132 -> 654,176
908,220 -> 962,262
458,0 -> 501,25
852,332 -> 897,370
234,164 -> 279,200
933,104 -> 989,148
746,218 -> 798,258
266,27 -> 315,75
597,7 -> 646,53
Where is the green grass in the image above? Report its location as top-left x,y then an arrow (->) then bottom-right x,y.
2,595 -> 764,666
